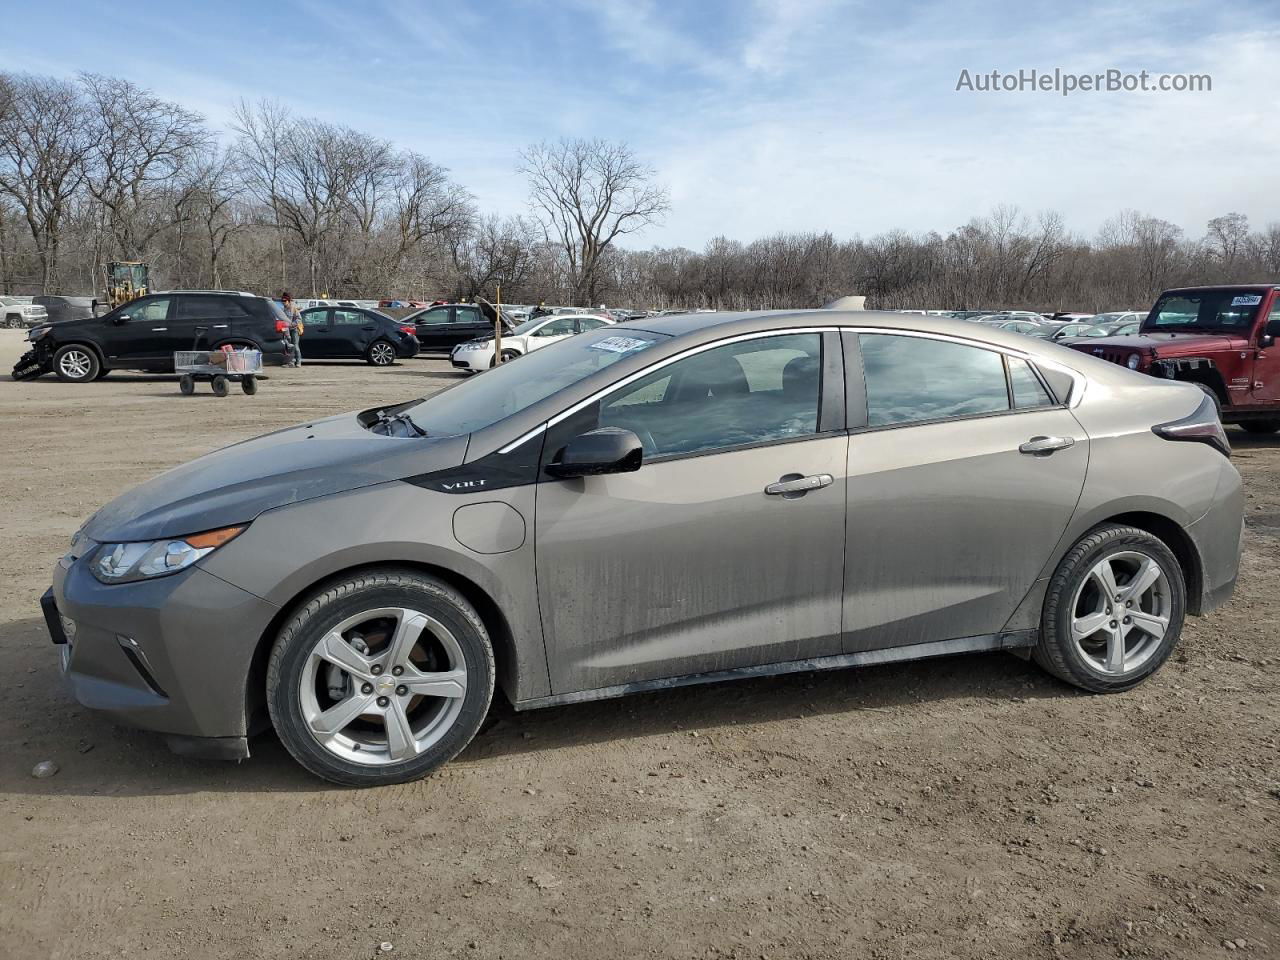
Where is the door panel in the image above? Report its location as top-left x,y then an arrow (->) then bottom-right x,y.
452,305 -> 491,346
413,306 -> 455,351
108,296 -> 173,365
535,436 -> 849,693
842,409 -> 1088,651
1253,297 -> 1280,403
332,309 -> 374,357
300,309 -> 333,358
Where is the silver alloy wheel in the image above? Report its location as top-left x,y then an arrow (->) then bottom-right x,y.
370,342 -> 395,364
1069,550 -> 1171,676
299,607 -> 468,766
59,349 -> 93,380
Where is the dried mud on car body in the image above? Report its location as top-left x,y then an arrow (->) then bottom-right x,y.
0,329 -> 1276,959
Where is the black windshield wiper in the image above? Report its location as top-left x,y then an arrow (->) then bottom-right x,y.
370,409 -> 427,438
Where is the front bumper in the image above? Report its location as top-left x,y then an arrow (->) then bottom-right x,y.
450,343 -> 492,372
47,555 -> 279,745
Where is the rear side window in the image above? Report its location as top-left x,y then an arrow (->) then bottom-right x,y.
1009,358 -> 1055,408
333,310 -> 366,326
860,334 -> 1009,426
176,296 -> 249,320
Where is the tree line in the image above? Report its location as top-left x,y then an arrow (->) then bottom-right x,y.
1,70 -> 1276,312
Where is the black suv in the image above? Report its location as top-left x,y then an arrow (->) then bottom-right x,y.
15,291 -> 292,382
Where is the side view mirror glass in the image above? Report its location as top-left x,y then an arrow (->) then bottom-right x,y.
545,427 -> 644,479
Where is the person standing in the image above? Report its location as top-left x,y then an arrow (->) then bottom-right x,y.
281,292 -> 303,367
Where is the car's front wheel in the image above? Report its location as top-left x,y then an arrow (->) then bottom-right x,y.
53,345 -> 100,383
266,569 -> 495,786
1035,524 -> 1186,693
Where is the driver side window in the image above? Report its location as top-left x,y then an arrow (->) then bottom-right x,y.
130,298 -> 170,323
598,334 -> 822,458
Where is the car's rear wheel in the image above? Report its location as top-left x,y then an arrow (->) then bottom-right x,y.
53,345 -> 100,383
1240,420 -> 1280,435
1035,524 -> 1185,692
367,340 -> 396,366
266,569 -> 495,786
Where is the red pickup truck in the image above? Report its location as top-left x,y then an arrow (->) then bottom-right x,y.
1067,284 -> 1280,433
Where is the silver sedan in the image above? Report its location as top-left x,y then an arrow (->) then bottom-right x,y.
47,311 -> 1242,785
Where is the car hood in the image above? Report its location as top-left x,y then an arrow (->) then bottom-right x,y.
1071,331 -> 1249,356
84,410 -> 468,543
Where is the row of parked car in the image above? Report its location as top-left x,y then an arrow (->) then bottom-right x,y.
964,310 -> 1146,344
9,289 -> 626,382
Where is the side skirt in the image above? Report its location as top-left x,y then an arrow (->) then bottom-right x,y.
513,630 -> 1039,711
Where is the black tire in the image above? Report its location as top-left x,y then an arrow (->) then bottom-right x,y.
241,375 -> 258,395
1034,524 -> 1186,693
266,568 -> 495,786
1240,420 -> 1280,435
366,340 -> 396,366
489,348 -> 520,368
179,374 -> 195,395
52,344 -> 100,383
211,374 -> 229,397
94,367 -> 111,380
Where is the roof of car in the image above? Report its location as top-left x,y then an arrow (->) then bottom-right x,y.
1160,284 -> 1280,293
624,308 -> 1063,346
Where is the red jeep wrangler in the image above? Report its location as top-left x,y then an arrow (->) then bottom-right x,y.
1067,284 -> 1280,434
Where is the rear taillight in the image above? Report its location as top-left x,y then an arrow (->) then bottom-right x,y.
399,325 -> 415,335
1152,395 -> 1230,457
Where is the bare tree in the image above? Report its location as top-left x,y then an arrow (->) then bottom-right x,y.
231,98 -> 292,290
519,138 -> 669,303
80,73 -> 212,264
190,148 -> 246,288
0,73 -> 92,292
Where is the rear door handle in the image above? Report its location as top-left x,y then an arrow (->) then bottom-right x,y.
1019,435 -> 1075,455
765,473 -> 833,497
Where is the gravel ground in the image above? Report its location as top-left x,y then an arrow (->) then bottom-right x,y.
0,328 -> 1276,960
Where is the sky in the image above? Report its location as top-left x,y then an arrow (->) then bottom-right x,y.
5,0 -> 1279,249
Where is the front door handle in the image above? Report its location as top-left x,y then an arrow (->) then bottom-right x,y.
1019,435 -> 1075,456
764,473 -> 833,498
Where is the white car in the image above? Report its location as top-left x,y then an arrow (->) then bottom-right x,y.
449,313 -> 615,373
1,297 -> 49,328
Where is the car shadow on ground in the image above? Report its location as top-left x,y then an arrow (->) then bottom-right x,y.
3,605 -> 1076,797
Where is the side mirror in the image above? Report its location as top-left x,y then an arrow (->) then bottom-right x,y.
1263,315 -> 1280,347
545,427 -> 644,479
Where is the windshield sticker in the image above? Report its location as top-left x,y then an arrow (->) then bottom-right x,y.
589,336 -> 652,354
1231,294 -> 1262,306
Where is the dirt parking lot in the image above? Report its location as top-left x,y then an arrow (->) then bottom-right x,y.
0,328 -> 1277,960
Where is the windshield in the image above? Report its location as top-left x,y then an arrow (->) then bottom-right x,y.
406,329 -> 668,436
509,316 -> 547,336
1146,291 -> 1264,332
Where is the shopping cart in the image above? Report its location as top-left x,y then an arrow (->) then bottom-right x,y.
174,346 -> 262,396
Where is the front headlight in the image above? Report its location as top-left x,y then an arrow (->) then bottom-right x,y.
28,325 -> 51,341
91,525 -> 245,584
1127,353 -> 1141,370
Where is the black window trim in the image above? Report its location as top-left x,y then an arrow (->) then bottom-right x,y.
843,328 -> 1075,435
